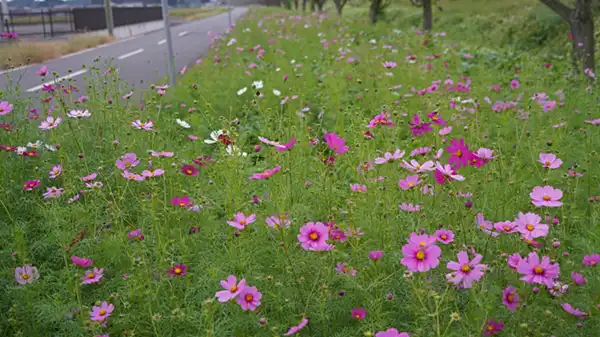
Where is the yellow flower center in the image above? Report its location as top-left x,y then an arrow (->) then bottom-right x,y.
461,265 -> 471,272
174,268 -> 182,274
309,232 -> 319,240
88,273 -> 95,279
506,294 -> 513,302
441,235 -> 447,240
179,203 -> 185,207
355,314 -> 361,319
487,324 -> 494,331
545,161 -> 550,166
456,150 -> 462,157
408,182 -> 415,187
230,285 -> 238,292
534,266 -> 543,275
99,310 -> 106,315
526,224 -> 534,231
504,225 -> 511,231
22,274 -> 29,279
543,195 -> 551,201
245,294 -> 253,302
125,163 -> 131,168
240,219 -> 247,226
0,108 -> 4,112
416,251 -> 425,260
186,170 -> 192,175
343,266 -> 349,273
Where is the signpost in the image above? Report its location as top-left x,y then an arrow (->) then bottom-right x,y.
160,0 -> 176,87
0,0 -> 8,35
104,0 -> 114,36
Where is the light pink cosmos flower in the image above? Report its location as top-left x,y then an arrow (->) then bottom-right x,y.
283,318 -> 309,336
324,132 -> 349,154
530,186 -> 563,207
350,184 -> 367,192
116,153 -> 140,170
507,253 -> 522,270
474,148 -> 495,161
36,65 -> 48,76
258,136 -> 286,149
237,286 -> 262,311
510,79 -> 520,89
81,173 -> 97,181
367,112 -> 394,128
122,91 -> 133,99
67,109 -> 91,118
584,118 -> 600,125
375,328 -> 410,337
401,236 -> 441,272
15,265 -> 40,285
297,222 -> 330,251
494,221 -> 518,234
517,252 -> 559,287
375,149 -> 405,164
502,286 -> 519,312
48,164 -> 62,179
250,165 -> 281,180
71,256 -> 93,267
400,202 -> 420,212
476,213 -> 500,237
43,186 -> 64,199
215,275 -> 246,302
276,138 -> 296,152
382,61 -> 397,69
446,251 -> 486,288
122,171 -> 144,181
401,159 -> 435,172
561,303 -> 588,317
435,162 -> 465,181
150,151 -> 174,157
439,126 -> 452,136
0,101 -> 14,115
515,212 -> 548,241
90,301 -> 114,322
335,262 -> 357,276
265,214 -> 291,228
538,153 -> 562,169
81,267 -> 104,284
142,169 -> 165,179
38,116 -> 62,130
571,272 -> 587,285
434,229 -> 454,244
398,175 -> 422,190
227,212 -> 256,230
131,120 -> 154,131
410,147 -> 430,157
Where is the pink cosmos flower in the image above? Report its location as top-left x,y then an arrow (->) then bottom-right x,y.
36,66 -> 48,76
23,180 -> 40,191
400,202 -> 421,212
258,136 -> 286,149
434,229 -> 454,244
510,79 -> 520,89
561,303 -> 588,317
168,264 -> 188,277
181,164 -> 198,176
265,214 -> 291,228
215,275 -> 246,302
515,212 -> 549,241
439,126 -> 452,136
398,175 -> 422,190
446,138 -> 472,168
507,253 -> 522,270
297,222 -> 330,251
39,116 -> 62,130
517,252 -> 559,287
375,149 -> 405,164
367,112 -> 394,128
530,186 -> 563,207
543,100 -> 557,112
90,301 -> 114,322
250,165 -> 281,180
482,319 -> 504,336
494,221 -> 518,234
502,286 -> 519,312
122,91 -> 133,99
351,308 -> 366,320
275,138 -> 297,152
283,318 -> 309,336
151,151 -> 174,157
476,213 -> 499,237
237,286 -> 262,311
401,159 -> 435,172
584,118 -> 600,125
324,132 -> 349,154
48,164 -> 62,179
122,171 -> 144,181
0,101 -> 14,115
71,256 -> 93,267
227,212 -> 256,230
571,272 -> 587,285
43,186 -> 64,199
434,162 -> 465,184
382,61 -> 397,69
131,120 -> 154,130
369,250 -> 384,261
81,267 -> 104,284
81,173 -> 97,181
446,251 -> 486,288
350,184 -> 367,192
539,153 -> 562,168
15,265 -> 40,285
410,147 -> 430,157
583,254 -> 600,266
472,148 -> 495,166
408,113 -> 433,136
142,169 -> 165,179
171,195 -> 192,208
375,328 -> 410,337
336,262 -> 357,276
401,241 -> 441,272
127,228 -> 144,240
116,153 -> 140,170
330,229 -> 347,242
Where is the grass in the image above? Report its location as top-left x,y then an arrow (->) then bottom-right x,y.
0,35 -> 114,70
1,2 -> 600,337
9,15 -> 70,25
169,7 -> 229,21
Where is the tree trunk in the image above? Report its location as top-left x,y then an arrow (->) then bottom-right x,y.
336,1 -> 343,15
423,0 -> 432,31
317,0 -> 324,11
294,0 -> 298,10
302,0 -> 307,11
370,0 -> 378,24
570,0 -> 595,74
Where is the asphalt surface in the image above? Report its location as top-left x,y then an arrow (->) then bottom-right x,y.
0,8 -> 247,99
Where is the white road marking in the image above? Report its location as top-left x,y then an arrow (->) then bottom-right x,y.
59,36 -> 138,60
177,31 -> 188,37
117,48 -> 144,60
26,69 -> 88,92
0,64 -> 31,75
157,39 -> 166,45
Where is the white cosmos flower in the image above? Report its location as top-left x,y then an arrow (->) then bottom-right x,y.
176,119 -> 191,129
44,144 -> 57,152
16,146 -> 27,155
237,87 -> 247,95
227,38 -> 237,46
27,140 -> 42,148
204,130 -> 229,144
67,109 -> 91,118
226,145 -> 247,157
252,81 -> 264,89
273,89 -> 281,96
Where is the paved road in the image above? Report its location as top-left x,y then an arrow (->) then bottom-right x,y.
0,8 -> 247,100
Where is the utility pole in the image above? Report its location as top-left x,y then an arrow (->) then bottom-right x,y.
104,0 -> 114,36
160,0 -> 176,87
0,0 -> 9,35
227,0 -> 232,28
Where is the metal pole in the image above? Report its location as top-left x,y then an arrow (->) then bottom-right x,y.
227,0 -> 231,28
104,0 -> 114,36
160,0 -> 176,87
0,0 -> 8,34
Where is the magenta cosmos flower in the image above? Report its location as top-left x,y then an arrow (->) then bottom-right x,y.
517,252 -> 559,287
23,180 -> 40,191
375,328 -> 410,337
446,251 -> 486,288
502,285 -> 519,312
324,132 -> 349,154
227,212 -> 256,230
171,195 -> 192,208
297,222 -> 330,251
530,186 -> 563,207
507,253 -> 522,270
446,138 -> 472,168
538,153 -> 562,169
168,264 -> 188,277
127,228 -> 145,240
116,153 -> 140,170
215,275 -> 246,302
15,265 -> 40,285
181,164 -> 198,176
72,256 -> 93,267
515,212 -> 548,241
283,318 -> 308,336
369,250 -> 384,261
571,272 -> 587,285
81,267 -> 104,285
398,174 -> 422,190
250,165 -> 281,180
351,308 -> 366,320
583,254 -> 600,266
561,303 -> 588,317
0,101 -> 14,115
408,113 -> 432,136
434,229 -> 454,244
482,319 -> 504,336
401,240 -> 441,272
237,286 -> 262,311
90,301 -> 114,322
367,112 -> 394,128
276,138 -> 296,152
350,183 -> 367,192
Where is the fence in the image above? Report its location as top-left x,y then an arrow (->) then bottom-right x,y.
72,7 -> 163,32
0,9 -> 75,38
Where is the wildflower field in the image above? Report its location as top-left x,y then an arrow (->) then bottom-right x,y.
2,3 -> 600,337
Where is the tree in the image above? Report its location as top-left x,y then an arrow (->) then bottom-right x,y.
409,0 -> 433,31
540,0 -> 595,75
333,0 -> 349,15
315,0 -> 326,11
369,0 -> 389,23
